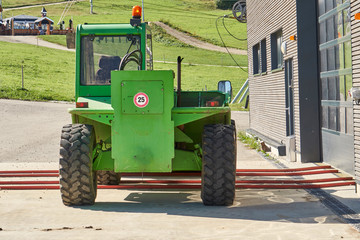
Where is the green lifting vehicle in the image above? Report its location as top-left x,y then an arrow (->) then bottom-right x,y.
59,6 -> 237,206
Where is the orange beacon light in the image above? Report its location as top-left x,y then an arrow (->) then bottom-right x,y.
132,5 -> 142,19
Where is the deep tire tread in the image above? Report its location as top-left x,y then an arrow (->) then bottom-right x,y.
201,124 -> 237,206
59,124 -> 97,206
97,171 -> 121,185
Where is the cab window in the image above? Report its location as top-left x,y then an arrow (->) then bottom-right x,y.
81,35 -> 141,86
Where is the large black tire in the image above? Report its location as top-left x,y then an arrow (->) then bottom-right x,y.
201,124 -> 236,206
59,124 -> 97,206
97,171 -> 121,185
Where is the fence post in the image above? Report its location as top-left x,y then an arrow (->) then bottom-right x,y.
21,61 -> 24,89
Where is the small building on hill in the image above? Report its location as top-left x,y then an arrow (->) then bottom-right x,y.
35,17 -> 54,35
35,7 -> 54,35
1,7 -> 54,35
3,15 -> 38,29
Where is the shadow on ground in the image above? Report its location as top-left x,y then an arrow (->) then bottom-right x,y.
75,189 -> 357,224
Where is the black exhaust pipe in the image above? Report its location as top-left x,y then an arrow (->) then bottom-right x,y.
177,56 -> 184,107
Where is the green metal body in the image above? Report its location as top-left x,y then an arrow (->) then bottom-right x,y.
70,22 -> 231,173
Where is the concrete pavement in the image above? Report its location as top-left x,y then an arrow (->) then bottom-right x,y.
0,99 -> 72,163
0,100 -> 359,239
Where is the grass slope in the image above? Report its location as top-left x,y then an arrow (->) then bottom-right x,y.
2,0 -> 62,8
0,41 -> 75,101
3,0 -> 247,50
0,38 -> 247,102
40,23 -> 248,67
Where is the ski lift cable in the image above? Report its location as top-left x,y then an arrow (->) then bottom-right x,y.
57,2 -> 70,25
62,1 -> 74,20
222,16 -> 247,41
215,16 -> 248,73
61,1 -> 75,23
57,0 -> 76,25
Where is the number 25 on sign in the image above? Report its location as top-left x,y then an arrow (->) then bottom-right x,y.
133,92 -> 149,108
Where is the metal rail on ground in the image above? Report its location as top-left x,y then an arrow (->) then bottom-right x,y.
0,165 -> 355,190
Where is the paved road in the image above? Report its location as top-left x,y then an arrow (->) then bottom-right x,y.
0,99 -> 72,163
0,100 -> 359,239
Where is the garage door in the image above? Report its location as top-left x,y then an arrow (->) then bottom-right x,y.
318,0 -> 354,174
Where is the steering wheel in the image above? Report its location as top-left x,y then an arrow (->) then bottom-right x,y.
119,49 -> 143,70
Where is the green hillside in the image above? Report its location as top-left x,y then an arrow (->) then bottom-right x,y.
2,0 -> 61,8
0,0 -> 248,107
3,0 -> 247,50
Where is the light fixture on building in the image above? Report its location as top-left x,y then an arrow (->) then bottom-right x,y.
349,87 -> 360,105
355,13 -> 360,20
281,41 -> 287,55
289,35 -> 297,41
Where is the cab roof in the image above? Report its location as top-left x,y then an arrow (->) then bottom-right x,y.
77,23 -> 146,35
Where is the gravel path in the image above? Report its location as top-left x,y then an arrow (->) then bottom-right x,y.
0,35 -> 74,51
153,21 -> 247,55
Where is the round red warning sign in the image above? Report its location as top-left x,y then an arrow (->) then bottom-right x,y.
134,92 -> 149,108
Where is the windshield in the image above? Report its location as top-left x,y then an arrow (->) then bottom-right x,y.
81,35 -> 141,85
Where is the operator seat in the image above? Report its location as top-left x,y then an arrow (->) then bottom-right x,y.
95,56 -> 121,84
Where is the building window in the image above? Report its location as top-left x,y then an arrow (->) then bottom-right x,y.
271,29 -> 283,70
261,39 -> 267,73
253,43 -> 260,74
